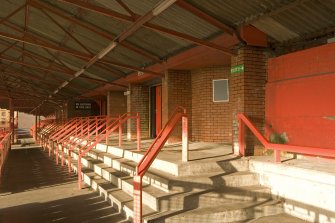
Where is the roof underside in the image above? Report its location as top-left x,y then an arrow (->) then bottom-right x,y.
0,0 -> 334,115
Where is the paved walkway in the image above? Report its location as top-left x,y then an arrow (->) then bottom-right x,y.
0,146 -> 128,223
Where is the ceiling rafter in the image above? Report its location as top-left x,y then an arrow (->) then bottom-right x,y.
44,0 -> 176,99
29,0 -> 162,63
0,40 -> 80,81
56,0 -> 236,56
0,41 -> 18,56
0,54 -> 119,87
175,1 -> 235,35
0,30 -> 160,76
0,31 -> 92,60
0,55 -> 73,75
5,66 -> 86,92
239,0 -> 309,26
1,75 -> 52,96
116,0 -> 137,19
41,39 -> 125,79
39,8 -> 92,55
0,4 -> 26,26
23,0 -> 30,64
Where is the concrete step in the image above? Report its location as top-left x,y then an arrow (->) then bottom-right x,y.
53,142 -> 284,223
62,149 -> 271,217
79,167 -> 158,219
62,140 -> 248,177
70,146 -> 257,194
164,199 -> 284,223
249,213 -> 307,223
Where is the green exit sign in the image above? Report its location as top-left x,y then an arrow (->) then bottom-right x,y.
231,64 -> 244,74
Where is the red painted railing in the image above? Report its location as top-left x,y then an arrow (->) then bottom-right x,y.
237,113 -> 335,162
0,131 -> 11,183
133,106 -> 188,223
77,112 -> 141,189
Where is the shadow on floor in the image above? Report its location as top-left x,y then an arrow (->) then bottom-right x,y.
0,193 -> 129,223
0,147 -> 77,194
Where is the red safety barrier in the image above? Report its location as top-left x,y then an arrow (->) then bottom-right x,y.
237,113 -> 335,162
0,132 -> 11,183
133,106 -> 188,223
77,112 -> 141,189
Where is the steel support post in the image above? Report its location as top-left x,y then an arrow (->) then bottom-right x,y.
137,113 -> 141,151
182,116 -> 189,162
133,174 -> 143,223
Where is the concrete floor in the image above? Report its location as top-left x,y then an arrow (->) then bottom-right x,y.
0,146 -> 128,223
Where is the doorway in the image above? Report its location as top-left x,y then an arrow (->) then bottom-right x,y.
150,85 -> 162,138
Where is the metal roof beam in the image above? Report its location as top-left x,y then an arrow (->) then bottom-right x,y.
40,8 -> 92,55
57,0 -> 236,55
0,31 -> 160,77
116,0 -> 137,19
0,4 -> 26,26
240,0 -> 308,26
29,0 -> 162,63
175,1 -> 234,35
47,0 -> 175,97
0,41 -> 18,56
0,55 -> 73,75
0,31 -> 92,60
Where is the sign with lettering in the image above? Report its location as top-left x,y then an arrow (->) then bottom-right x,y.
75,102 -> 92,110
230,64 -> 244,74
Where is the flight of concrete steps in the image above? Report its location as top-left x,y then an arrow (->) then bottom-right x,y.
50,140 -> 284,223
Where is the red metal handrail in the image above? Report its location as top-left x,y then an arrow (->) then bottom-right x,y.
0,132 -> 11,183
133,106 -> 188,223
237,113 -> 335,162
77,112 -> 141,189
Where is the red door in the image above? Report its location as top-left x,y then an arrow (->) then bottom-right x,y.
155,86 -> 162,135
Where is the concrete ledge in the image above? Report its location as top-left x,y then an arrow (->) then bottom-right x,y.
249,157 -> 335,223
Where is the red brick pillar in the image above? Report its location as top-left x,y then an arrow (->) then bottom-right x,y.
107,91 -> 127,116
231,46 -> 267,155
127,84 -> 149,140
162,70 -> 192,142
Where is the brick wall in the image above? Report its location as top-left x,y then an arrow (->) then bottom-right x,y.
162,70 -> 192,142
107,91 -> 126,116
128,84 -> 149,139
231,46 -> 267,155
191,66 -> 232,143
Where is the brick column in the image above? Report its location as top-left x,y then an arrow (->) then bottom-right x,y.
231,46 -> 267,155
127,84 -> 149,140
162,69 -> 192,142
107,91 -> 126,116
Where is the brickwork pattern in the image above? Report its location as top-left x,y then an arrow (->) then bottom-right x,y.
191,66 -> 232,143
231,46 -> 267,155
128,85 -> 149,139
108,92 -> 127,116
163,70 -> 192,142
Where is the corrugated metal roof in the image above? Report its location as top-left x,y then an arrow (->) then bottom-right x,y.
1,0 -> 335,114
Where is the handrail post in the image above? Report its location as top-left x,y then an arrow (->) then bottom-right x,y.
119,115 -> 122,147
61,143 -> 64,167
238,117 -> 245,156
133,172 -> 142,223
95,117 -> 98,141
56,142 -> 59,165
274,149 -> 281,162
182,115 -> 188,162
137,113 -> 141,151
106,116 -> 109,146
78,156 -> 82,189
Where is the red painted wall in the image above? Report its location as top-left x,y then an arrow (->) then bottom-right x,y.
266,43 -> 335,149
